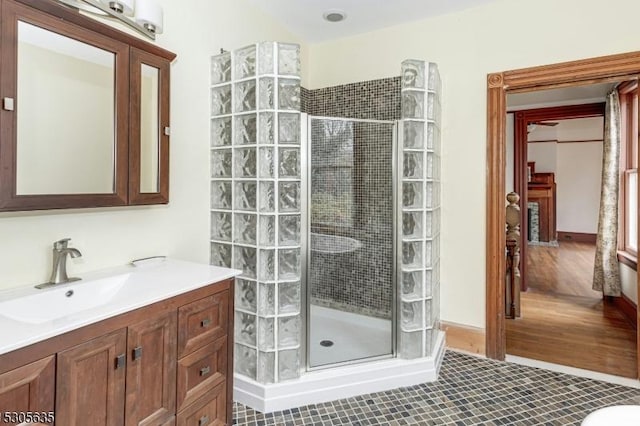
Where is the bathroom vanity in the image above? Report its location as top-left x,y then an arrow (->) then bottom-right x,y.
0,260 -> 239,426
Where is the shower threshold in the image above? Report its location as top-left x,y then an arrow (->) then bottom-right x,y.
233,331 -> 445,414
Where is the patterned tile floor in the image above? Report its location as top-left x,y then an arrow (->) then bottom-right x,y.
233,350 -> 640,425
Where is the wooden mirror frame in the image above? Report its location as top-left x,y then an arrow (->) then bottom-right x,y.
0,0 -> 175,212
486,51 -> 640,366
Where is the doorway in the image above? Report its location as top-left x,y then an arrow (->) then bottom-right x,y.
504,94 -> 636,377
485,51 -> 640,379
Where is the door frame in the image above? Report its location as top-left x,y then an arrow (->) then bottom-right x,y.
485,51 -> 640,368
512,103 -> 606,292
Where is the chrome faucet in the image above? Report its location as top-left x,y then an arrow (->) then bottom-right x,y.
36,238 -> 82,289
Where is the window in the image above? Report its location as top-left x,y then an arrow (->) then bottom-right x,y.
619,81 -> 638,260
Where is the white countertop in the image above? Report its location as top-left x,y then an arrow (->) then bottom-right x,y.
0,259 -> 241,356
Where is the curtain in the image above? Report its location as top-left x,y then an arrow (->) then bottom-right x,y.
593,90 -> 622,296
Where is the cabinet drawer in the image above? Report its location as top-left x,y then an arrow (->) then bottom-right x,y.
176,382 -> 226,426
177,337 -> 227,411
178,290 -> 229,358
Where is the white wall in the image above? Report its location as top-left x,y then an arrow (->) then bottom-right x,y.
556,142 -> 603,233
560,116 -> 605,141
527,125 -> 558,143
308,0 -> 640,328
0,0 -> 306,290
527,143 -> 557,174
527,118 -> 603,234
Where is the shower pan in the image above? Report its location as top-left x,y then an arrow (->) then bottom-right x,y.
210,43 -> 444,413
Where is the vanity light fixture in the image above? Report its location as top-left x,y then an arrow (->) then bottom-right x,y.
56,0 -> 163,40
104,0 -> 134,16
134,0 -> 163,34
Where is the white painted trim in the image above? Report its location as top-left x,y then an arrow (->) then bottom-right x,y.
506,354 -> 640,389
234,331 -> 445,413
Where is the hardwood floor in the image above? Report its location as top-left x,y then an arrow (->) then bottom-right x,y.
526,241 -> 601,297
507,241 -> 638,378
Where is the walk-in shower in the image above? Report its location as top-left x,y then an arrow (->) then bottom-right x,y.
307,117 -> 396,368
210,42 -> 443,413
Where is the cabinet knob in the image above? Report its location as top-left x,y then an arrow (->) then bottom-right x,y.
115,354 -> 126,370
3,97 -> 14,111
132,346 -> 143,360
198,415 -> 209,426
199,366 -> 211,376
201,318 -> 211,328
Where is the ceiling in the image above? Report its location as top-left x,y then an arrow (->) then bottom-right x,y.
246,0 -> 499,43
527,116 -> 603,142
507,82 -> 617,110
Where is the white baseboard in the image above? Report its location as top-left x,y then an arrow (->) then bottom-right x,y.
235,330 -> 445,413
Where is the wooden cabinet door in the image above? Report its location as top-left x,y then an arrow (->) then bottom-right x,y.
128,47 -> 171,205
0,356 -> 55,425
56,328 -> 127,426
126,311 -> 177,426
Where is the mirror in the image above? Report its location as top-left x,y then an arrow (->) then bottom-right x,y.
139,63 -> 159,193
16,20 -> 116,195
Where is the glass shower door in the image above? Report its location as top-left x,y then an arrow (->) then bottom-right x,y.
307,116 -> 396,368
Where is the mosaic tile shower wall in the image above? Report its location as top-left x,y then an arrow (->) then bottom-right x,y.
303,77 -> 401,121
210,42 -> 302,384
309,118 -> 395,319
399,60 -> 442,359
300,87 -> 311,115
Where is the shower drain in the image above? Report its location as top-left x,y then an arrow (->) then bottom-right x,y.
319,340 -> 334,347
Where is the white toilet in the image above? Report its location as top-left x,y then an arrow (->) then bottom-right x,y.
581,405 -> 640,425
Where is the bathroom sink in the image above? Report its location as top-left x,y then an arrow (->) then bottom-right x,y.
311,233 -> 362,254
0,273 -> 130,324
0,259 -> 241,356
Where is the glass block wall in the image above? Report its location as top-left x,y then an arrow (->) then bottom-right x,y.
399,60 -> 442,358
210,42 -> 302,383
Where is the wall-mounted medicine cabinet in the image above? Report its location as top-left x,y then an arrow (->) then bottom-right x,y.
0,0 -> 176,211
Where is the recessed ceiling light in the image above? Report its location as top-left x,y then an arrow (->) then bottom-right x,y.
323,10 -> 346,23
